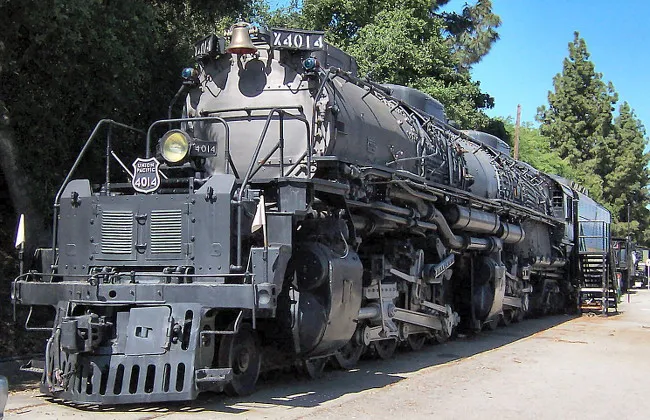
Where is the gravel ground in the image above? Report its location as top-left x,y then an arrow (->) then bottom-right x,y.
3,290 -> 650,420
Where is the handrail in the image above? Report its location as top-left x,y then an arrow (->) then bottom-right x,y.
200,105 -> 310,178
51,119 -> 145,271
51,108 -> 310,276
231,108 -> 312,270
145,116 -> 233,174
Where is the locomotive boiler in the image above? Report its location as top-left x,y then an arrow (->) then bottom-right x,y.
12,22 -> 611,404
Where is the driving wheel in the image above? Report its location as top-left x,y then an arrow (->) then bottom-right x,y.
373,339 -> 398,360
332,332 -> 366,369
406,334 -> 426,351
297,357 -> 327,379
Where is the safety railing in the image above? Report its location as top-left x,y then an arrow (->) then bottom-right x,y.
50,106 -> 311,277
51,120 -> 145,270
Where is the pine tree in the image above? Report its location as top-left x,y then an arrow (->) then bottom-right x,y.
443,0 -> 501,71
537,32 -> 617,168
602,102 -> 650,239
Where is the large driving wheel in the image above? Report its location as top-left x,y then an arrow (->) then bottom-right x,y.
433,330 -> 450,344
297,357 -> 327,379
406,334 -> 427,351
218,323 -> 262,396
332,330 -> 366,370
499,311 -> 512,327
372,339 -> 398,360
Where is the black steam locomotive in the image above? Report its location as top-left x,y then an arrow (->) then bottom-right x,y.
12,22 -> 611,404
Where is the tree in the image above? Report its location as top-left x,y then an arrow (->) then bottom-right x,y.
442,0 -> 501,71
601,102 -> 650,239
259,0 -> 501,129
537,32 -> 617,200
537,32 -> 617,167
0,0 -> 250,231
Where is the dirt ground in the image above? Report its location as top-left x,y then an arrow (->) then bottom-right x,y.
3,290 -> 650,420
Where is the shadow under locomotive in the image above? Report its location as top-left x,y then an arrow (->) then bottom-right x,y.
44,314 -> 573,414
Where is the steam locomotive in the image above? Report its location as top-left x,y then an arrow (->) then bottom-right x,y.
12,22 -> 611,404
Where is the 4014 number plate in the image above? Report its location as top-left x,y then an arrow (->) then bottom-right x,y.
132,157 -> 161,193
272,28 -> 324,50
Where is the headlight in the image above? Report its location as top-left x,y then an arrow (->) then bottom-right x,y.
160,130 -> 190,163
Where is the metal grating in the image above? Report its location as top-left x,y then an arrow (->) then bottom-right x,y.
150,210 -> 183,254
101,211 -> 134,254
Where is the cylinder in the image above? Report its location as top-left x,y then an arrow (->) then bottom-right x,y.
444,205 -> 500,235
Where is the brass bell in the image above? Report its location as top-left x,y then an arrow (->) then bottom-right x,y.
226,22 -> 257,55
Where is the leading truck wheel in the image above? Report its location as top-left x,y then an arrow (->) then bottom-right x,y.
218,323 -> 261,396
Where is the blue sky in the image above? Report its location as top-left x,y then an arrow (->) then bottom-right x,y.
455,0 -> 650,127
268,1 -> 650,129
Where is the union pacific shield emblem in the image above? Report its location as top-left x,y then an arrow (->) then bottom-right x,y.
131,157 -> 161,193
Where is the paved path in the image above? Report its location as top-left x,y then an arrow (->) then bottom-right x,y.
4,291 -> 650,419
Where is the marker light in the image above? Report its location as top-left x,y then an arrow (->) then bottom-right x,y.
182,67 -> 198,80
302,57 -> 319,71
160,130 -> 191,163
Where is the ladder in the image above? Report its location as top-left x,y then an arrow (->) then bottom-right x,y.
577,221 -> 617,315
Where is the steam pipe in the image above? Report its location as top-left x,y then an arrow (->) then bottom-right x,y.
350,195 -> 502,253
443,205 -> 500,235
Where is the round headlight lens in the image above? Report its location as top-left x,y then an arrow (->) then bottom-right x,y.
161,130 -> 190,163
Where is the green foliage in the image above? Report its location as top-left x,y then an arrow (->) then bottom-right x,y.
0,0 -> 248,221
442,0 -> 501,71
602,102 -> 650,239
537,32 -> 617,169
499,119 -> 576,179
536,31 -> 650,242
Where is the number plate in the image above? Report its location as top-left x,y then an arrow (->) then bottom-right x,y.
271,28 -> 324,50
190,140 -> 218,157
131,157 -> 161,194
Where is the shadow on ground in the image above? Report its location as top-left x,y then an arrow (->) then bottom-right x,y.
36,313 -> 576,416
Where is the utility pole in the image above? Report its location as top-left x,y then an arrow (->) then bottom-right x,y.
514,104 -> 521,160
628,202 -> 631,298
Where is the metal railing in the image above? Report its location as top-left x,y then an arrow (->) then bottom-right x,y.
51,120 -> 145,270
49,105 -> 312,276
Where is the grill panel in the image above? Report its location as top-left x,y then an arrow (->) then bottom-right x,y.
101,211 -> 134,254
150,210 -> 183,254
